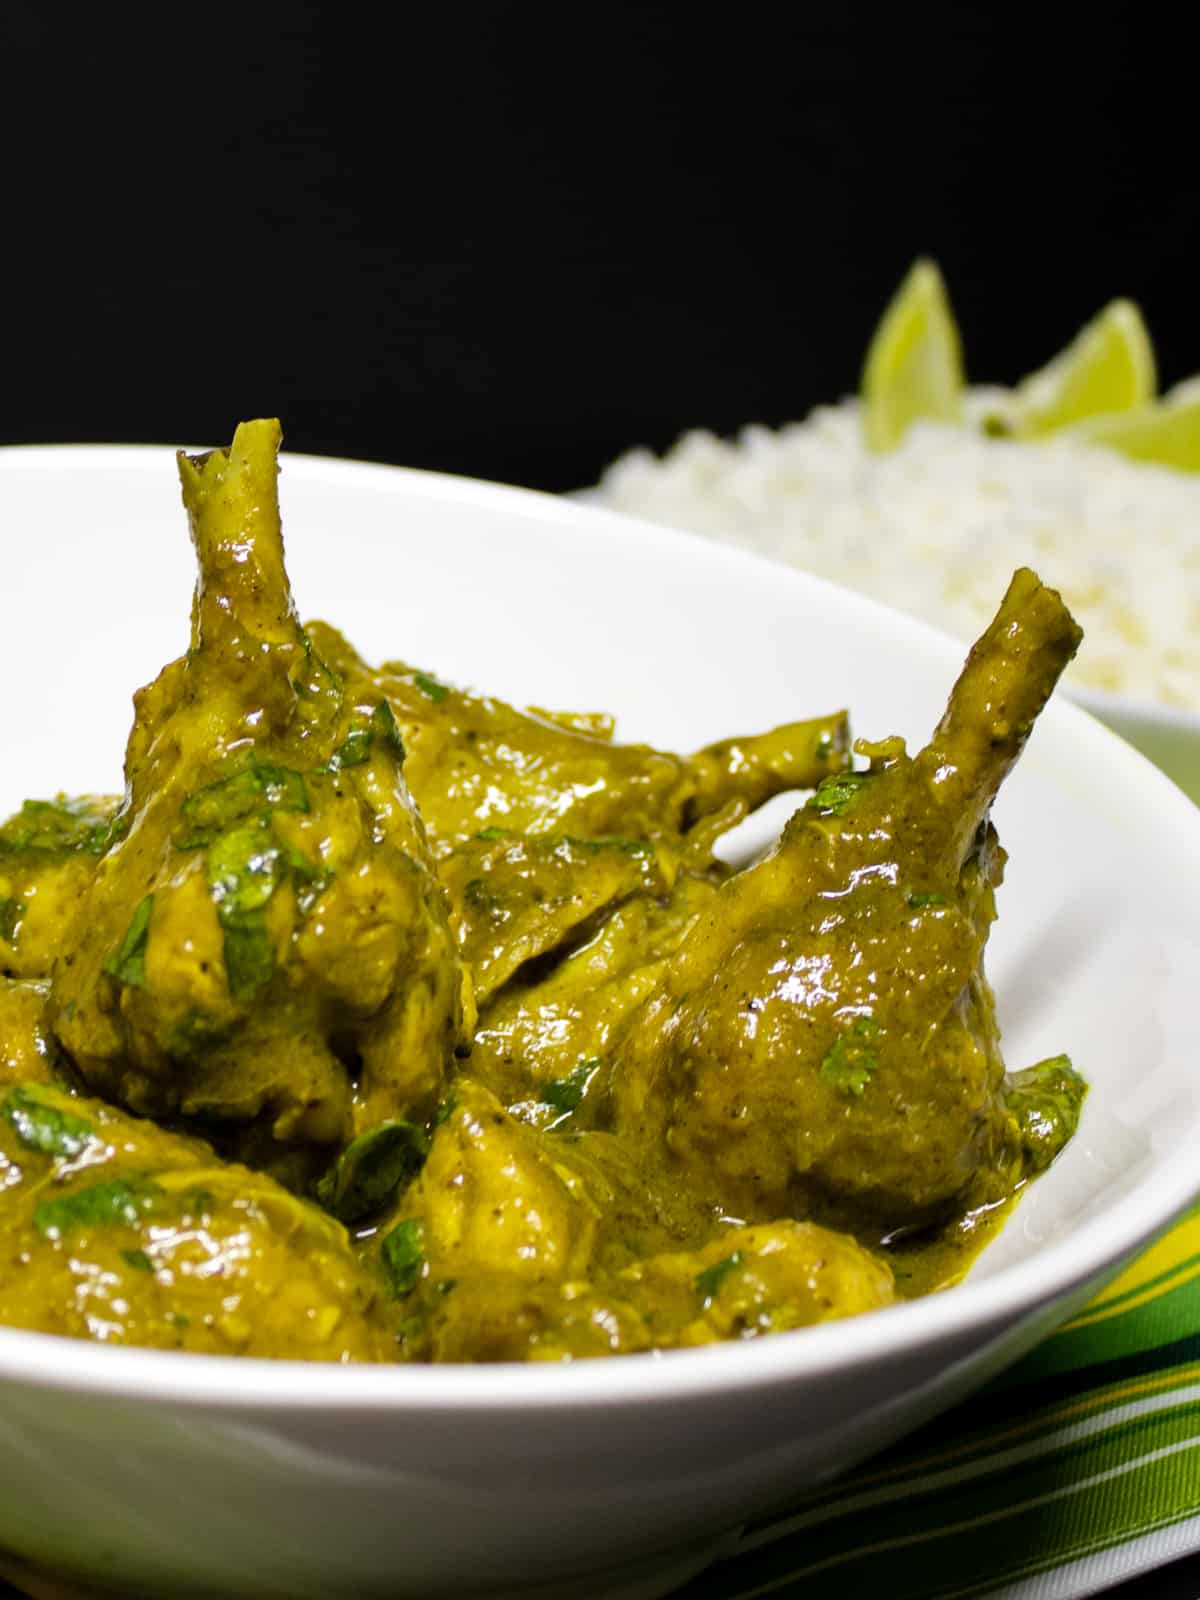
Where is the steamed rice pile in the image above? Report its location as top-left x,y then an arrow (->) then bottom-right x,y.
596,396 -> 1200,709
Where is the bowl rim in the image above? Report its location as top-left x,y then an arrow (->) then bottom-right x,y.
1070,680 -> 1200,733
2,441 -> 1199,1413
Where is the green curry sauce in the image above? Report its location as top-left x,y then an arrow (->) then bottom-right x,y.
0,421 -> 1086,1363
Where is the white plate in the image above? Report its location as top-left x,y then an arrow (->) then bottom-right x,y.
1,444 -> 1200,1600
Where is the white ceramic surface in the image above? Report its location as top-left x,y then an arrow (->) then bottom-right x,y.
2,445 -> 1200,1600
1073,685 -> 1200,807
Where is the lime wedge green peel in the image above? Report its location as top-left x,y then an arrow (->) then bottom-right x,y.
1014,298 -> 1156,437
861,259 -> 964,452
858,260 -> 1199,470
1067,382 -> 1200,472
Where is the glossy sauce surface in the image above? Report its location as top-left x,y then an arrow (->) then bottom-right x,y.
0,422 -> 1086,1362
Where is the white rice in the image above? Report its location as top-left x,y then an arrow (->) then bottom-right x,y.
595,394 -> 1200,709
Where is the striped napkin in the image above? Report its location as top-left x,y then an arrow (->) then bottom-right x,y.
4,1210 -> 1200,1600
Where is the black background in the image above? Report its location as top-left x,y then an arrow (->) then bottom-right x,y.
1,6 -> 1198,1597
1,3 -> 1196,493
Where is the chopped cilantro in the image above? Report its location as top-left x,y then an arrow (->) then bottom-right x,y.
324,701 -> 406,774
819,1016 -> 885,1096
806,770 -> 875,818
103,896 -> 154,989
221,917 -> 276,1001
413,672 -> 450,704
372,699 -> 406,757
381,1218 -> 425,1297
206,824 -> 286,999
540,1059 -> 600,1115
34,1178 -> 164,1238
474,826 -> 511,842
0,897 -> 20,944
207,824 -> 285,918
907,891 -> 946,909
192,803 -> 331,1000
434,1096 -> 458,1126
694,1250 -> 745,1304
279,844 -> 333,915
1,1087 -> 96,1159
328,725 -> 374,770
315,1121 -> 430,1222
556,834 -> 654,857
121,1248 -> 155,1273
175,761 -> 309,850
0,796 -> 120,857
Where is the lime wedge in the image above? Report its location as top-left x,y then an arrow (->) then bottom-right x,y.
861,259 -> 964,452
1016,299 -> 1156,436
1066,380 -> 1200,472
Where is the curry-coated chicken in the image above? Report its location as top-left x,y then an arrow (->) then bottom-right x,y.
0,797 -> 123,980
605,569 -> 1084,1237
0,422 -> 1088,1364
0,1078 -> 386,1360
308,619 -> 851,1004
48,421 -> 464,1169
366,1078 -> 895,1361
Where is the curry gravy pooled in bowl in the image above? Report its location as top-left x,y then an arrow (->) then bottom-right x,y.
0,419 -> 1086,1363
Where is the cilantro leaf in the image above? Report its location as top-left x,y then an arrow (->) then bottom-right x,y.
694,1249 -> 745,1304
176,761 -> 309,850
907,891 -> 946,909
2,1087 -> 96,1159
121,1248 -> 155,1273
221,916 -> 276,1001
805,771 -> 874,818
0,897 -> 20,944
819,1016 -> 885,1096
0,796 -> 121,857
34,1178 -> 164,1238
315,1121 -> 430,1222
540,1059 -> 600,1115
199,808 -> 332,1001
330,726 -> 375,769
381,1218 -> 425,1297
555,835 -> 654,857
413,672 -> 450,704
205,825 -> 286,1000
372,699 -> 406,757
324,702 -> 406,773
207,823 -> 285,918
103,896 -> 154,988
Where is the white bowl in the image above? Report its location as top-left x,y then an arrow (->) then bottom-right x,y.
2,446 -> 1200,1600
1072,685 -> 1200,806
